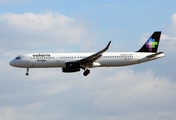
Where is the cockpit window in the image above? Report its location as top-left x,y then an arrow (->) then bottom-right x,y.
15,57 -> 21,60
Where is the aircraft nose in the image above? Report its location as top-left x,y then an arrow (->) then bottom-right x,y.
9,60 -> 16,66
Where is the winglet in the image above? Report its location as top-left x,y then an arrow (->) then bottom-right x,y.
106,41 -> 111,50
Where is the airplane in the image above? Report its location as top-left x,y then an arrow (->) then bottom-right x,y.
9,31 -> 165,76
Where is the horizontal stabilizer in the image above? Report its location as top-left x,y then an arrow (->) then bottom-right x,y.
146,52 -> 164,58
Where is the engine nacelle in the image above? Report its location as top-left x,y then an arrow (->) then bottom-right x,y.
62,62 -> 81,73
62,68 -> 80,73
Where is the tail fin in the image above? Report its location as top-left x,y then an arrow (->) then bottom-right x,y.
137,31 -> 161,52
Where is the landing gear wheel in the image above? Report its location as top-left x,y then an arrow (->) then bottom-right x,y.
25,73 -> 29,76
83,69 -> 90,76
25,68 -> 29,76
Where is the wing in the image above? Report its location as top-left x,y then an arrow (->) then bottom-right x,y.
76,41 -> 111,65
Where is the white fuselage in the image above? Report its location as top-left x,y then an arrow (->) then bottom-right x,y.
9,32 -> 164,76
9,52 -> 165,68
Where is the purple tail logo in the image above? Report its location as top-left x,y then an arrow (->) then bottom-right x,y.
146,38 -> 158,51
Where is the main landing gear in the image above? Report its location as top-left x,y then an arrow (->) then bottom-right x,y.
83,69 -> 90,76
25,68 -> 29,76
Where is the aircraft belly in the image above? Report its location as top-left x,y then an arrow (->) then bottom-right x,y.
98,59 -> 136,67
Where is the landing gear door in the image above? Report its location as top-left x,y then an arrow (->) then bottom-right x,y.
134,54 -> 139,60
56,55 -> 60,62
135,53 -> 140,63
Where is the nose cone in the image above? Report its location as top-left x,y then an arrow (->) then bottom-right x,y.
9,60 -> 16,67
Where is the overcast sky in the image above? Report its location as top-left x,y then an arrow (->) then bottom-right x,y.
0,0 -> 176,120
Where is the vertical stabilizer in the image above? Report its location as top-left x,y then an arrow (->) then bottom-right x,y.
137,31 -> 161,52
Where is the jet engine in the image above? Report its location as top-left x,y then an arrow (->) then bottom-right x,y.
62,62 -> 80,72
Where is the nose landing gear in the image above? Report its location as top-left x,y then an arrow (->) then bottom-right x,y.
25,68 -> 29,76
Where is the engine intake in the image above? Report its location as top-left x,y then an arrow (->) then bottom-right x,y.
62,62 -> 80,73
